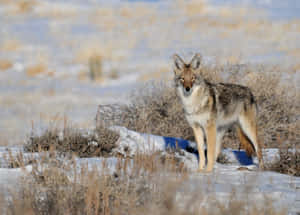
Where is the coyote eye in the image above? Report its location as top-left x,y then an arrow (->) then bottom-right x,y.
180,77 -> 184,82
191,76 -> 195,82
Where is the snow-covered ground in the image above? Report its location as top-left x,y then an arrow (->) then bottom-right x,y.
0,0 -> 299,213
0,128 -> 299,214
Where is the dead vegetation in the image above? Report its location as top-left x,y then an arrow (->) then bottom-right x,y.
267,148 -> 300,176
25,63 -> 47,77
0,39 -> 22,52
88,55 -> 103,81
24,125 -> 119,158
96,82 -> 194,141
16,0 -> 37,14
265,142 -> 300,176
0,150 -> 288,215
0,59 -> 13,71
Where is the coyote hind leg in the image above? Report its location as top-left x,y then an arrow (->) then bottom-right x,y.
215,129 -> 225,162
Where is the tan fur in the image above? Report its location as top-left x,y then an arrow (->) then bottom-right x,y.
193,126 -> 205,170
205,119 -> 216,171
236,125 -> 255,157
172,53 -> 264,172
239,107 -> 264,168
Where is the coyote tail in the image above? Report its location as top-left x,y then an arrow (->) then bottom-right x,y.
236,125 -> 255,157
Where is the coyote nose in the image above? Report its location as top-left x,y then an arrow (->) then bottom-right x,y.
186,87 -> 190,92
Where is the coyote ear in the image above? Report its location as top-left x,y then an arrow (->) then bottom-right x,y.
173,54 -> 185,72
190,53 -> 202,70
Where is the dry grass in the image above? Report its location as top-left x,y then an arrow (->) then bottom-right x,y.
0,59 -> 13,71
0,149 -> 288,215
0,39 -> 22,52
138,66 -> 170,82
88,55 -> 103,81
96,81 -> 194,141
0,0 -> 10,4
24,125 -> 119,158
76,54 -> 119,82
16,0 -> 37,14
177,0 -> 207,16
77,70 -> 89,81
0,0 -> 37,16
74,42 -> 108,64
33,1 -> 77,19
89,7 -> 119,30
25,63 -> 47,77
1,141 -> 190,214
266,141 -> 300,176
244,71 -> 298,149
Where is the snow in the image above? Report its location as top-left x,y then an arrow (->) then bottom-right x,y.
0,127 -> 299,213
111,126 -> 196,156
179,164 -> 300,214
0,0 -> 299,212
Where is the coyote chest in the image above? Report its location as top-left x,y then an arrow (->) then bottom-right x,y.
178,87 -> 211,127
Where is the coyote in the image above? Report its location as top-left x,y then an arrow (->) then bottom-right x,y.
172,53 -> 264,172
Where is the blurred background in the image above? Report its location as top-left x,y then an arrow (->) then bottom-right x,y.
0,0 -> 299,146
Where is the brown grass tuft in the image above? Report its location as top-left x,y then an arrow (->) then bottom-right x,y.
24,125 -> 119,158
0,59 -> 13,71
176,0 -> 207,16
16,0 -> 36,13
266,143 -> 300,176
88,55 -> 103,81
0,0 -> 10,4
0,39 -> 22,52
25,63 -> 47,77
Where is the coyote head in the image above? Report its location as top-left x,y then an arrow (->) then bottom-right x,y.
173,53 -> 203,96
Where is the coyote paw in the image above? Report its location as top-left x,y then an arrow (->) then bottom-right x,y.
197,168 -> 213,173
197,168 -> 205,173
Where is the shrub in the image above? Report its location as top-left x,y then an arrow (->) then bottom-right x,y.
96,81 -> 195,141
24,126 -> 119,158
266,143 -> 300,176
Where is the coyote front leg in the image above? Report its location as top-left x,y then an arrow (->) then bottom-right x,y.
206,120 -> 216,172
193,126 -> 205,171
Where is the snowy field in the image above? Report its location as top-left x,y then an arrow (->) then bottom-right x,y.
0,0 -> 299,214
0,127 -> 299,214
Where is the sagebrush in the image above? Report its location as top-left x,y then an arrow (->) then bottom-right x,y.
24,126 -> 119,158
